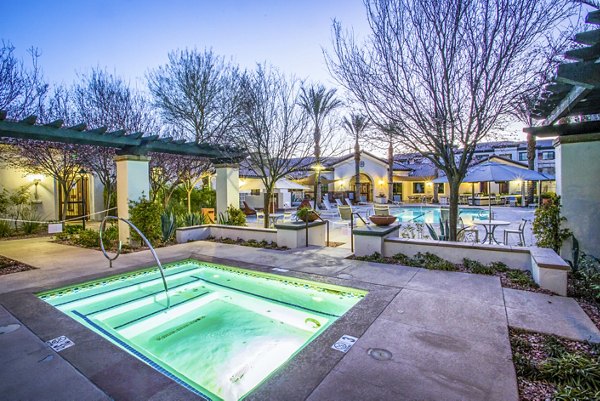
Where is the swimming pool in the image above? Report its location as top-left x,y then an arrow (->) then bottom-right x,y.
38,260 -> 366,401
391,206 -> 489,224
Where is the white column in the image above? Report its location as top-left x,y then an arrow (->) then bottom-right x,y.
115,155 -> 151,243
215,163 -> 239,219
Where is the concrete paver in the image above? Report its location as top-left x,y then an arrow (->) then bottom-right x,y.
0,306 -> 110,401
504,288 -> 600,342
0,235 -> 597,401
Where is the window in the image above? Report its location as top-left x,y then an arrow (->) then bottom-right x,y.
413,182 -> 425,194
250,189 -> 261,196
359,161 -> 365,167
539,167 -> 555,175
539,151 -> 555,160
392,183 -> 403,195
499,153 -> 512,160
518,152 -> 528,161
435,183 -> 445,194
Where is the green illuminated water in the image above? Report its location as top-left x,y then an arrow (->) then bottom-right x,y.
38,260 -> 366,401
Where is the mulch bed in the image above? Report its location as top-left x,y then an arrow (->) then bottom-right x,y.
509,328 -> 599,401
0,255 -> 36,275
204,237 -> 288,251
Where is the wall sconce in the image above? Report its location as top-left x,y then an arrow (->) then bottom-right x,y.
29,174 -> 44,200
378,179 -> 384,186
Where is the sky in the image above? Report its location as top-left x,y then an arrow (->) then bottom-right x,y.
1,0 -> 370,90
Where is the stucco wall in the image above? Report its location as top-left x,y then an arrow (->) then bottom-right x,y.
333,153 -> 389,199
555,135 -> 600,255
0,165 -> 58,220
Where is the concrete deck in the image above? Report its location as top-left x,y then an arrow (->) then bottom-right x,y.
0,235 -> 597,401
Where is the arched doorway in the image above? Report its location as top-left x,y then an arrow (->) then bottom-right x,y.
350,173 -> 373,202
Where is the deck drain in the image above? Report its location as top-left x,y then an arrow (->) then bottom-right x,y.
0,324 -> 21,334
368,348 -> 392,361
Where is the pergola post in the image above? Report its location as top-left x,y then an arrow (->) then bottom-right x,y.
215,164 -> 239,219
115,155 -> 151,243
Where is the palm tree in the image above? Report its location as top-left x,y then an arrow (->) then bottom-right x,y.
343,114 -> 369,203
298,85 -> 342,207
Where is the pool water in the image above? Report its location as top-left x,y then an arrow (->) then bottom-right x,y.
391,206 -> 489,224
38,260 -> 366,401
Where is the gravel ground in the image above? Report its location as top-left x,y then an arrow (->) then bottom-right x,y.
0,255 -> 36,275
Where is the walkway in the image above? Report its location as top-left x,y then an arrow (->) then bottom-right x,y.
0,236 -> 598,400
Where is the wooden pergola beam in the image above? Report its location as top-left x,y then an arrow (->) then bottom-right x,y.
575,29 -> 600,46
556,61 -> 600,89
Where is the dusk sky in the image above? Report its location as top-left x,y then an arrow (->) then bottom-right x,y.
1,0 -> 370,90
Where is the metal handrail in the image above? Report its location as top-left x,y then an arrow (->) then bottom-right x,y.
304,210 -> 330,248
349,211 -> 369,252
99,216 -> 171,309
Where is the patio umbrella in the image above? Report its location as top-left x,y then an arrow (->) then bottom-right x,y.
432,162 -> 551,221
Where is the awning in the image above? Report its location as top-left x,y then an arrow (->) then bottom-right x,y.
239,178 -> 310,192
295,173 -> 339,186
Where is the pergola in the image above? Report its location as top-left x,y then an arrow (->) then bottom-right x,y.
523,9 -> 600,254
0,110 -> 245,242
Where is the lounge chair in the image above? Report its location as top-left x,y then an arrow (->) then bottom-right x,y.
322,198 -> 337,210
345,198 -> 353,207
503,219 -> 527,246
314,203 -> 338,219
373,205 -> 390,216
331,205 -> 355,230
392,195 -> 403,205
335,198 -> 344,207
242,201 -> 257,216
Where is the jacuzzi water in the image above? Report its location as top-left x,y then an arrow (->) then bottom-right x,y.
38,260 -> 366,401
391,206 -> 489,224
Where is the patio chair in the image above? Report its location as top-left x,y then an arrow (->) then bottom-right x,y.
335,198 -> 344,207
331,206 -> 354,230
319,199 -> 339,219
256,210 -> 265,225
322,198 -> 337,210
503,219 -> 528,246
392,195 -> 403,205
459,217 -> 479,243
345,198 -> 353,207
242,201 -> 257,216
373,205 -> 390,216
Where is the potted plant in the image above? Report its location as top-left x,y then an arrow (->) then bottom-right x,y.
540,192 -> 553,205
296,207 -> 318,222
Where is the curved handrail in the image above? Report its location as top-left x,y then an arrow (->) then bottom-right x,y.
99,216 -> 171,309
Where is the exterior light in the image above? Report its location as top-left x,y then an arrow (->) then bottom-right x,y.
30,174 -> 44,200
312,163 -> 324,172
378,179 -> 384,186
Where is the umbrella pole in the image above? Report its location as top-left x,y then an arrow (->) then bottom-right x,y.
488,181 -> 492,222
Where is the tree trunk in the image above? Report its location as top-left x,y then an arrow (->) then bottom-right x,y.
354,140 -> 360,203
187,188 -> 193,214
263,187 -> 274,229
447,177 -> 461,241
60,182 -> 70,223
314,131 -> 322,207
387,140 -> 394,202
432,167 -> 439,204
527,132 -> 536,204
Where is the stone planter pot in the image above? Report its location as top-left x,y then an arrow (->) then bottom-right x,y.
298,213 -> 319,223
369,215 -> 397,226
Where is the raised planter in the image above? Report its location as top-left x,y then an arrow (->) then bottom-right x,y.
369,215 -> 397,226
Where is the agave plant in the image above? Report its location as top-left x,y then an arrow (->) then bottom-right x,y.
160,211 -> 177,242
425,217 -> 466,241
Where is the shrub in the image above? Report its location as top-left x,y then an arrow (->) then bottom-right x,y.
463,258 -> 495,275
554,385 -> 600,401
75,229 -> 100,248
414,252 -> 458,271
101,225 -> 119,249
539,353 -> 600,391
129,196 -> 162,245
0,220 -> 12,237
489,261 -> 509,272
506,269 -> 536,287
20,208 -> 43,234
64,224 -> 84,235
217,205 -> 246,226
532,193 -> 571,253
179,212 -> 206,227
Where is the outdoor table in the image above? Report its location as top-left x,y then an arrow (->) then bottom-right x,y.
268,213 -> 284,227
473,219 -> 510,244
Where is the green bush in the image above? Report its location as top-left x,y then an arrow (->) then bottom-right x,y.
539,353 -> 600,392
129,196 -> 162,245
178,212 -> 206,227
75,229 -> 100,248
64,224 -> 84,235
506,269 -> 536,287
167,187 -> 216,216
463,258 -> 495,275
0,220 -> 12,237
489,261 -> 509,272
554,385 -> 600,401
532,193 -> 571,253
217,205 -> 246,226
413,252 -> 458,271
20,208 -> 43,234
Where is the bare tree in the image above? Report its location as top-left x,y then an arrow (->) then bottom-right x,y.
236,65 -> 312,227
342,113 -> 369,203
0,42 -> 48,119
72,68 -> 159,213
328,0 -> 576,239
298,84 -> 342,205
148,49 -> 241,144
